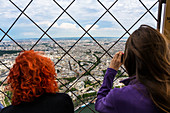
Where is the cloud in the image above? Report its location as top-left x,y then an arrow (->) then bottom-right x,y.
51,22 -> 77,29
85,25 -> 99,30
0,0 -> 159,38
36,21 -> 52,26
88,27 -> 128,37
58,23 -> 77,29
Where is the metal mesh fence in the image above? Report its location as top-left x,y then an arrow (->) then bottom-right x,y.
0,0 -> 160,112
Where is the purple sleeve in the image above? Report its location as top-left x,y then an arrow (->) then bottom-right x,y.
95,68 -> 118,113
0,103 -> 4,112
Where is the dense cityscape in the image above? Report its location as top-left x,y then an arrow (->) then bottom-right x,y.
0,37 -> 128,110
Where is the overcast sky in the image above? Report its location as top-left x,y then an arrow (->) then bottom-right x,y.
0,0 -> 158,40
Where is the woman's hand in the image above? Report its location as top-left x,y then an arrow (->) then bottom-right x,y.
109,51 -> 123,71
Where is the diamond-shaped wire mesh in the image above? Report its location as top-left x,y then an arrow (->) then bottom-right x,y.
0,0 -> 159,112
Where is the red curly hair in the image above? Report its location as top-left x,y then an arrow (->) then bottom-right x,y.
8,50 -> 59,105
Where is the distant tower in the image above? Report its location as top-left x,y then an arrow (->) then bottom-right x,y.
68,61 -> 72,71
53,43 -> 55,48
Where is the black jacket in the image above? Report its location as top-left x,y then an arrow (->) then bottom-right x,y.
1,93 -> 74,113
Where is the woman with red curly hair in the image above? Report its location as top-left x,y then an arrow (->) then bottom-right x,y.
1,50 -> 74,113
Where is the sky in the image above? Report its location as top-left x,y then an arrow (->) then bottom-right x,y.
0,0 -> 159,40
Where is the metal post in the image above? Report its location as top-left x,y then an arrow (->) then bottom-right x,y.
157,0 -> 166,31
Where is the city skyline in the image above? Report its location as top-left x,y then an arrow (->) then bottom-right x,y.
0,38 -> 127,110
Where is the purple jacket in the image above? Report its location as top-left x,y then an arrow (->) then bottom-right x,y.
95,68 -> 159,113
